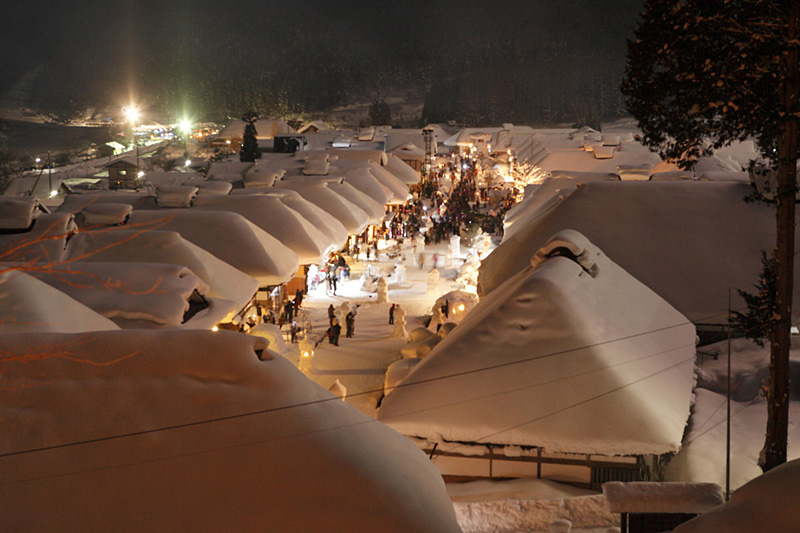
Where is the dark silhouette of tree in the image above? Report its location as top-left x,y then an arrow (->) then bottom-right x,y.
622,0 -> 800,473
368,99 -> 392,126
240,111 -> 259,163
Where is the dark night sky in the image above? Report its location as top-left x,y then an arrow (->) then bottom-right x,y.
1,1 -> 644,123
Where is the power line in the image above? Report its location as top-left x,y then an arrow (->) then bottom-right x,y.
1,321 -> 693,461
1,334 -> 699,487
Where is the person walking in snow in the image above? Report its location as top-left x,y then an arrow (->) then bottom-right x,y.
389,303 -> 396,325
345,311 -> 355,338
328,304 -> 335,326
330,318 -> 341,346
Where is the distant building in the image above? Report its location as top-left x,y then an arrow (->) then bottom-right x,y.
105,156 -> 140,190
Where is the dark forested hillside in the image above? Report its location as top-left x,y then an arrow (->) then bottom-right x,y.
0,0 -> 642,125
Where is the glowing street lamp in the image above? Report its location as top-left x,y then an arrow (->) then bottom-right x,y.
178,119 -> 191,159
123,105 -> 140,180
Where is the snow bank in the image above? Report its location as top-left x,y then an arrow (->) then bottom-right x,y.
379,230 -> 696,455
0,330 -> 461,532
453,494 -> 616,533
673,458 -> 800,532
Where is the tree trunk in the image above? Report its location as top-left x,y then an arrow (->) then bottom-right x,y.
761,2 -> 800,473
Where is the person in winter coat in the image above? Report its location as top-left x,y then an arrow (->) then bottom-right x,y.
330,318 -> 341,346
389,303 -> 396,324
328,304 -> 335,326
345,311 -> 355,338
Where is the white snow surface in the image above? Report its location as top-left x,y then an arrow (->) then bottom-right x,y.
0,330 -> 460,532
16,261 -> 214,328
64,229 -> 258,321
0,269 -> 120,332
482,180 -> 792,325
379,230 -> 696,455
127,209 -> 300,286
276,179 -> 371,234
231,187 -> 350,249
192,194 -> 334,264
673,458 -> 800,532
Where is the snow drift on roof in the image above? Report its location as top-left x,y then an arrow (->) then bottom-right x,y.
379,230 -> 696,455
385,153 -> 422,185
127,210 -> 299,286
0,212 -> 77,264
0,330 -> 460,532
192,194 -> 334,264
0,269 -> 120,332
341,166 -> 394,205
64,229 -> 258,322
480,181 -> 792,325
17,261 -> 214,328
327,181 -> 385,223
231,187 -> 349,250
275,179 -> 371,235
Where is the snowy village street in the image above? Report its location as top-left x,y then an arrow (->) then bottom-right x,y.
3,3 -> 800,527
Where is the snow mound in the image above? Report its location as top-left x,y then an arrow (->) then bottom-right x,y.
673,458 -> 800,532
0,330 -> 461,532
379,230 -> 696,455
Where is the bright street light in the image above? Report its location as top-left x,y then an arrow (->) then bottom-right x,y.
123,106 -> 139,123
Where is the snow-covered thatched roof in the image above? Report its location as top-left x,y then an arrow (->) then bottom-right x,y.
275,179 -> 371,235
379,230 -> 696,456
0,269 -> 120,333
385,153 -> 422,184
64,229 -> 258,322
481,180 -> 794,325
127,210 -> 300,287
16,261 -> 221,329
192,194 -> 334,264
0,330 -> 461,532
231,187 -> 349,250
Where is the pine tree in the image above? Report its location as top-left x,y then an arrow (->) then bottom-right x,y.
240,111 -> 259,163
623,0 -> 800,472
368,99 -> 392,126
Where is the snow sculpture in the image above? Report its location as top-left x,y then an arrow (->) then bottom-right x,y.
449,235 -> 460,257
427,268 -> 440,293
390,304 -> 408,340
415,235 -> 426,256
445,245 -> 453,268
328,379 -> 347,401
376,277 -> 388,303
395,262 -> 406,283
